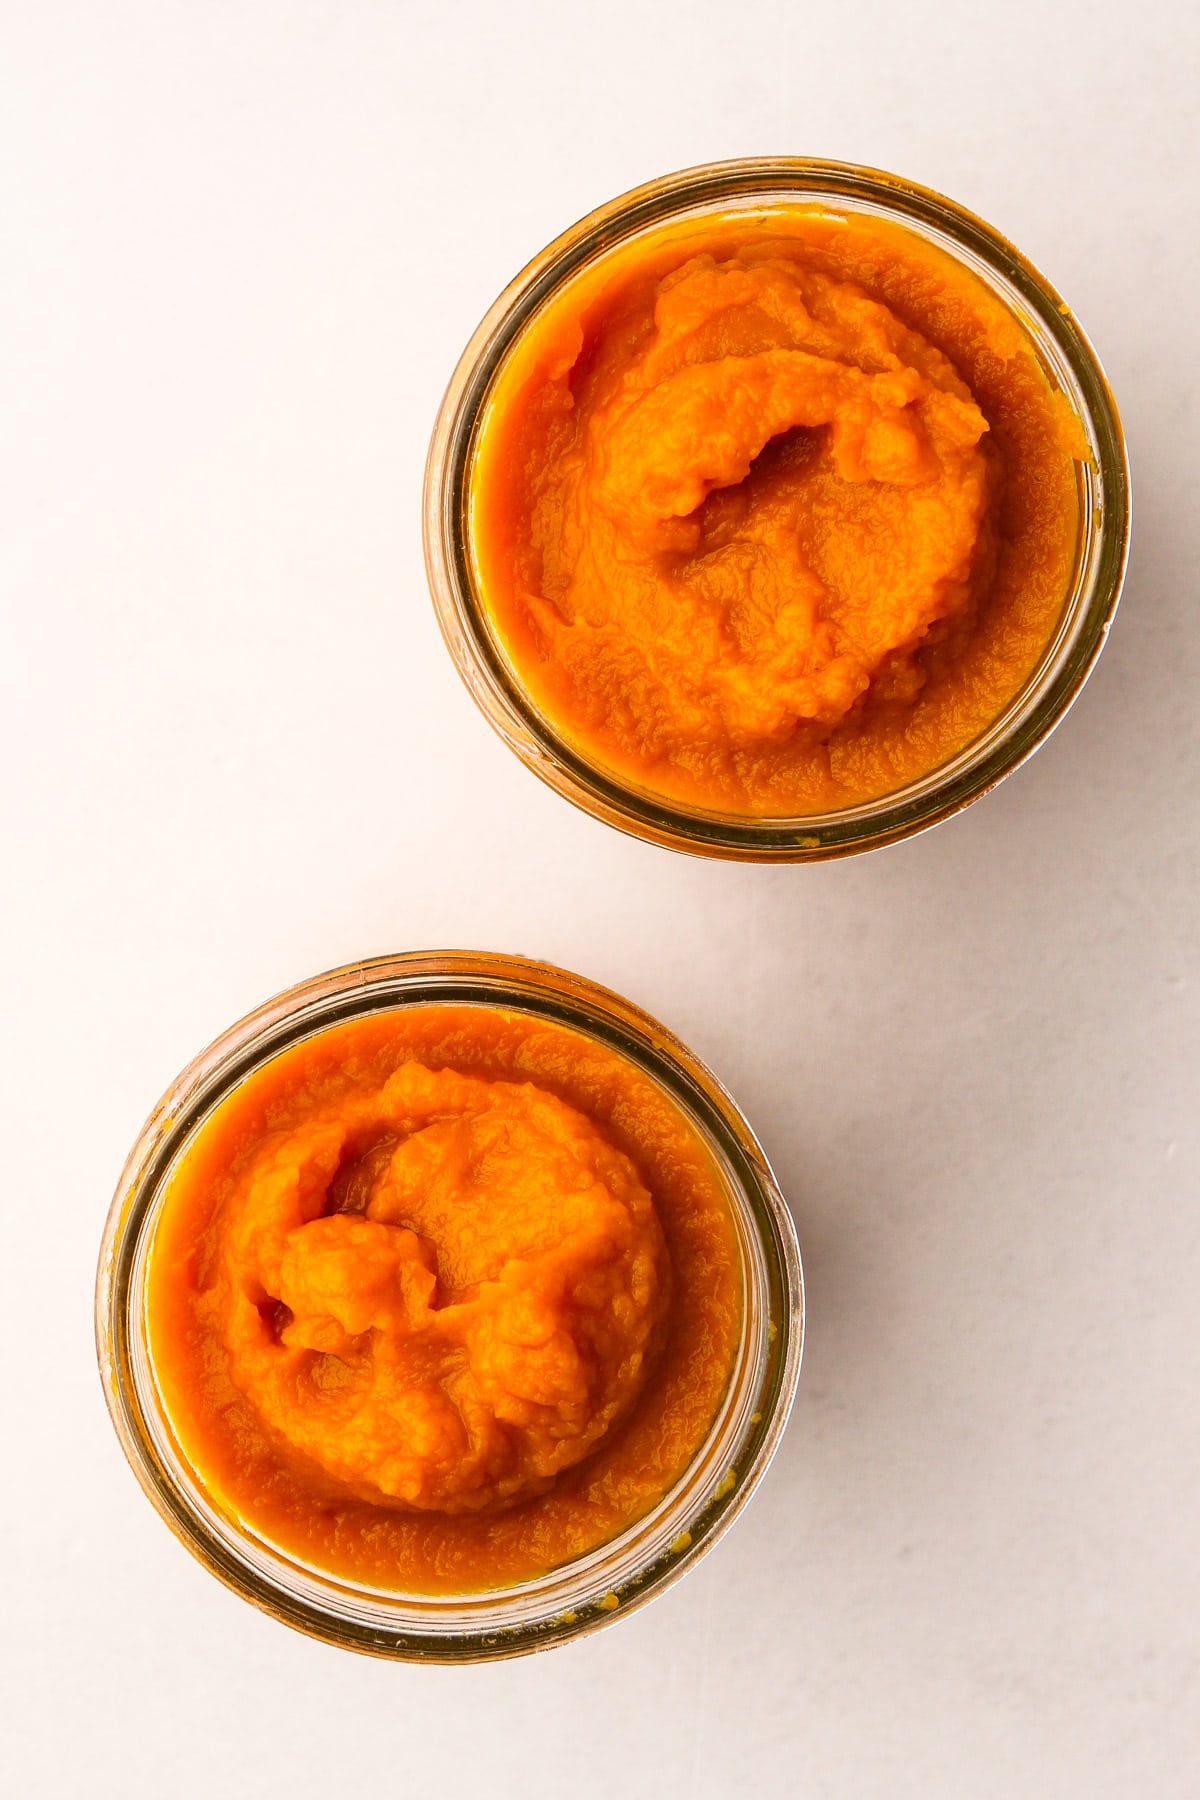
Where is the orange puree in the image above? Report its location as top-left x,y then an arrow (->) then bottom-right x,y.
470,211 -> 1084,812
147,1006 -> 741,1592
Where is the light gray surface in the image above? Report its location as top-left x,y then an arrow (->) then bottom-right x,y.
3,2 -> 1197,1795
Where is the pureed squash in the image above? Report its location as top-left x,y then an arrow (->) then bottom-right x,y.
468,205 -> 1085,815
146,1003 -> 741,1593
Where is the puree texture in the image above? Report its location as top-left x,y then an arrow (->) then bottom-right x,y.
470,211 -> 1084,812
148,1007 -> 741,1592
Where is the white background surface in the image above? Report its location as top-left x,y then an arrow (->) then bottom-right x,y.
4,2 -> 1198,1794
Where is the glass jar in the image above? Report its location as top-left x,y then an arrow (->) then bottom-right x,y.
424,157 -> 1130,861
96,951 -> 803,1661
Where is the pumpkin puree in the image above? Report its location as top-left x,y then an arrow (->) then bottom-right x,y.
147,1006 -> 741,1592
470,210 -> 1084,812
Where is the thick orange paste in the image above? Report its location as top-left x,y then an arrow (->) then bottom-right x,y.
470,210 -> 1084,812
147,1006 -> 741,1592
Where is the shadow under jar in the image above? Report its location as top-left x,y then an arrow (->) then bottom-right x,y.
96,953 -> 802,1662
424,158 -> 1130,861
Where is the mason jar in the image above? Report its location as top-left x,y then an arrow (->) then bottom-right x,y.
424,157 -> 1130,861
96,951 -> 803,1661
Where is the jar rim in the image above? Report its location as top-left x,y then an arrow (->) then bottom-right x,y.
423,157 -> 1131,862
96,951 -> 804,1661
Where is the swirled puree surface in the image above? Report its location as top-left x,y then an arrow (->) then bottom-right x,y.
148,1007 -> 741,1592
470,210 -> 1084,811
